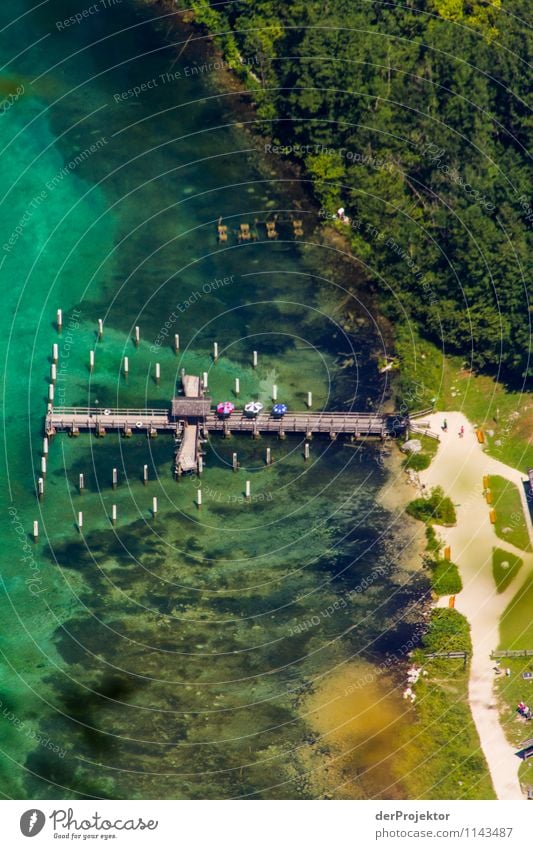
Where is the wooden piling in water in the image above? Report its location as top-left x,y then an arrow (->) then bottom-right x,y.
197,489 -> 202,508
134,326 -> 140,346
48,384 -> 54,403
198,456 -> 203,475
43,437 -> 48,455
235,378 -> 240,396
155,363 -> 160,384
89,350 -> 94,372
33,520 -> 39,541
232,452 -> 238,472
78,511 -> 83,531
203,371 -> 208,390
79,473 -> 85,493
213,342 -> 218,361
41,456 -> 47,476
266,447 -> 271,465
152,496 -> 158,516
143,465 -> 148,485
123,357 -> 129,377
57,309 -> 62,332
52,343 -> 59,364
98,318 -> 103,339
307,391 -> 312,408
37,477 -> 44,499
272,384 -> 277,401
112,504 -> 117,525
112,468 -> 118,489
51,363 -> 57,383
174,333 -> 180,352
304,443 -> 310,460
245,480 -> 251,499
252,350 -> 258,368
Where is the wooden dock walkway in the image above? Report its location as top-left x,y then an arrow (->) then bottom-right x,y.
46,406 -> 406,439
44,372 -> 408,481
175,423 -> 200,475
45,406 -> 175,437
202,411 -> 401,437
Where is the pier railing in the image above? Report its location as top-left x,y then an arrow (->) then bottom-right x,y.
46,406 -> 407,438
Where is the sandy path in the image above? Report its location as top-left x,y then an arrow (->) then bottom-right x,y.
413,411 -> 533,800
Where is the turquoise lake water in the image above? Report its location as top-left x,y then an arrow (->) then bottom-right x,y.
0,0 -> 427,799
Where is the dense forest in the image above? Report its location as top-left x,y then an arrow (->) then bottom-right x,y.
181,0 -> 531,381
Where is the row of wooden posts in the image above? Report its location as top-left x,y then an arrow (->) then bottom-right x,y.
56,311 -> 254,367
52,314 -> 313,405
39,427 -> 312,502
483,474 -> 498,524
32,470 -> 271,539
36,437 -> 312,497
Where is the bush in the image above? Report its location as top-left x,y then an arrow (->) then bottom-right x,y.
403,452 -> 431,471
419,608 -> 471,655
406,486 -> 457,526
425,525 -> 441,554
430,558 -> 463,596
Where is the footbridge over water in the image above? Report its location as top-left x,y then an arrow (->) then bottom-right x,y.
44,374 -> 410,477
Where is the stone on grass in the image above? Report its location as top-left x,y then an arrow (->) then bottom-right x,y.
402,439 -> 422,454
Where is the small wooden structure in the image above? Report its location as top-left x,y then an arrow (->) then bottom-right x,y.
266,219 -> 278,239
181,373 -> 201,398
516,739 -> 533,761
238,223 -> 251,241
217,223 -> 228,242
292,218 -> 303,237
171,398 -> 211,418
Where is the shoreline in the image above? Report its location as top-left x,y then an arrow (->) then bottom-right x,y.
414,411 -> 533,800
135,1 -> 531,800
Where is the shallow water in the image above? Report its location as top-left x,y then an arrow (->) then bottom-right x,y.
0,1 -> 426,799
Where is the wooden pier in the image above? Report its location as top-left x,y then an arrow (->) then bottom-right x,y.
202,411 -> 401,438
46,406 -> 406,440
44,372 -> 408,477
175,423 -> 201,475
45,407 -> 175,438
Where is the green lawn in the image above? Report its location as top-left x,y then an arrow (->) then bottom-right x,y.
496,577 -> 533,788
499,574 -> 533,649
395,329 -> 533,471
489,475 -> 532,553
492,547 -> 524,594
395,610 -> 495,799
494,657 -> 533,787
